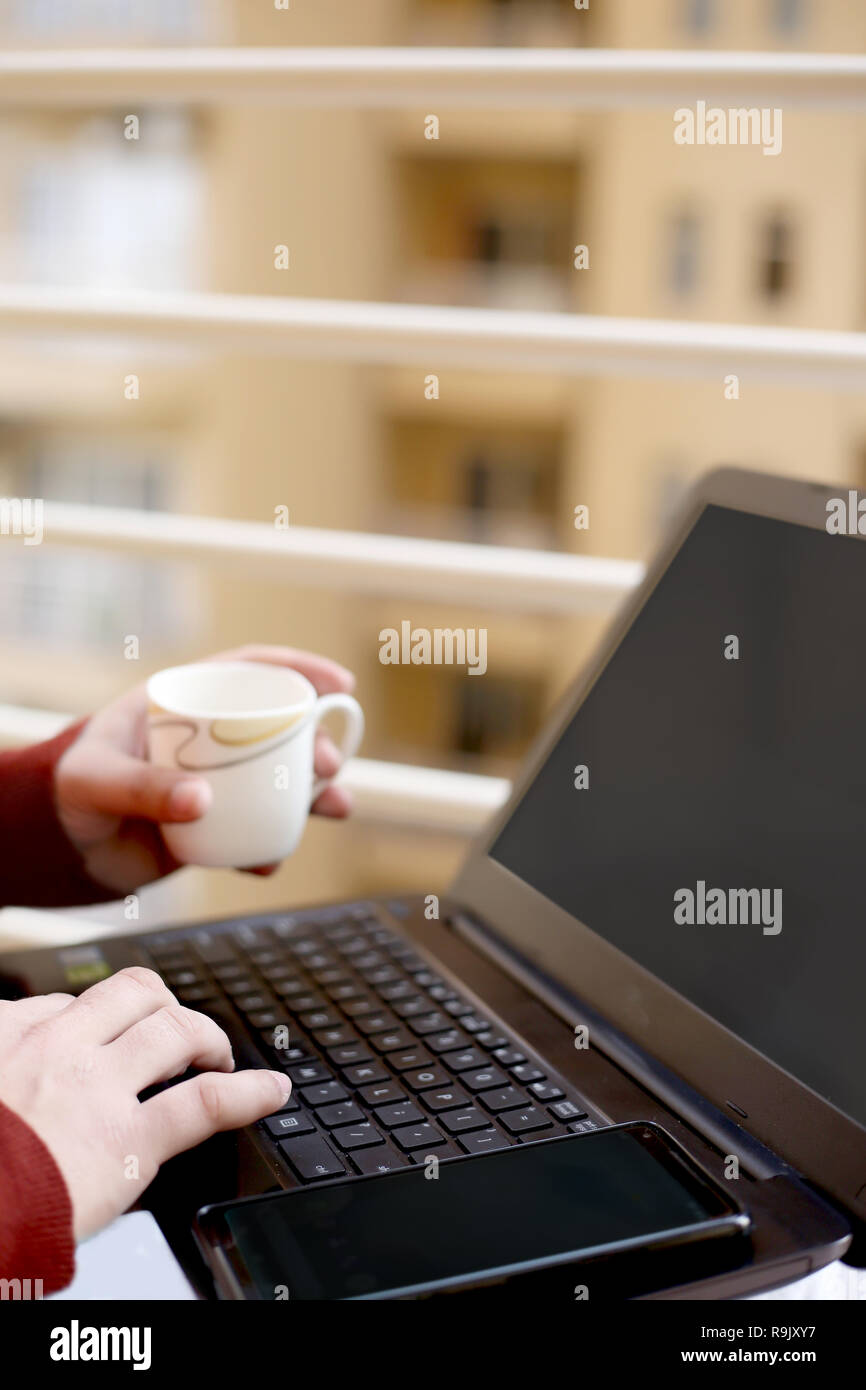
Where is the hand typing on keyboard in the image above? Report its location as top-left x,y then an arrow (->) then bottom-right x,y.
0,967 -> 290,1242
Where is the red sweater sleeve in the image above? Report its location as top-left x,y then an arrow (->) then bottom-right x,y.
0,1098 -> 75,1294
0,721 -> 118,909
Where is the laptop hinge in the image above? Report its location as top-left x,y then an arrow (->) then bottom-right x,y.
449,909 -> 792,1182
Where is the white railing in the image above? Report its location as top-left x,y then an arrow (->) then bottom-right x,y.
0,49 -> 863,108
2,45 -> 863,833
4,286 -> 866,389
34,501 -> 642,616
0,704 -> 511,833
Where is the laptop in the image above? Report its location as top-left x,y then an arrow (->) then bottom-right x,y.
2,465 -> 864,1299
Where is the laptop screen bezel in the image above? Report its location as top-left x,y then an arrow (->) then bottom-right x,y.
451,466 -> 866,1220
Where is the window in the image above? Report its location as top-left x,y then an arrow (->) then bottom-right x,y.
758,214 -> 795,299
682,0 -> 717,37
453,672 -> 544,760
3,0 -> 212,41
0,432 -> 192,648
385,418 -> 564,548
669,211 -> 701,297
397,155 -> 577,309
6,112 -> 202,291
770,0 -> 806,36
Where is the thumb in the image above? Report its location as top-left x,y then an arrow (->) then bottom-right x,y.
77,751 -> 213,824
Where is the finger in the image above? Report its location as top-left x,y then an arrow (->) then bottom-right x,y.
109,1004 -> 234,1091
0,992 -> 74,1030
311,783 -> 352,818
143,1068 -> 291,1163
206,645 -> 355,696
63,747 -> 212,824
313,730 -> 341,779
59,966 -> 177,1044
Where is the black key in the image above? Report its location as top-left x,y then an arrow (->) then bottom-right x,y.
273,1045 -> 312,1065
339,936 -> 372,958
342,998 -> 379,1019
317,1101 -> 364,1129
550,1100 -> 588,1121
304,953 -> 336,972
493,1048 -> 525,1067
458,1128 -> 511,1155
313,967 -> 350,988
326,981 -> 365,1003
279,1134 -> 346,1181
275,978 -> 310,1000
444,999 -> 472,1017
462,1066 -> 508,1094
300,1009 -> 341,1031
232,924 -> 276,951
332,1122 -> 384,1151
351,1143 -> 410,1175
355,1012 -> 400,1037
459,1015 -> 490,1034
364,966 -> 401,988
426,1029 -> 471,1055
476,1032 -> 509,1050
402,1065 -> 451,1092
408,1011 -> 451,1036
388,1048 -> 434,1072
291,992 -> 327,1014
531,1082 -> 566,1103
314,1026 -> 358,1049
250,1009 -> 290,1030
359,1080 -> 406,1107
439,1106 -> 490,1135
422,1086 -> 469,1113
377,980 -> 417,1002
342,1060 -> 388,1088
177,983 -> 218,1004
234,993 -> 276,1015
393,997 -> 429,1019
248,949 -> 282,967
212,962 -> 248,982
299,1080 -> 348,1107
568,1119 -> 599,1133
327,1043 -> 374,1067
264,1112 -> 315,1139
392,1122 -> 448,1152
354,951 -> 386,972
512,1064 -> 545,1084
165,968 -> 203,989
374,1101 -> 424,1128
500,1106 -> 553,1135
409,1142 -> 462,1164
193,936 -> 237,966
439,1047 -> 487,1073
371,1029 -> 415,1054
223,977 -> 259,997
259,963 -> 297,983
429,984 -> 457,1002
286,1060 -> 332,1085
480,1086 -> 528,1113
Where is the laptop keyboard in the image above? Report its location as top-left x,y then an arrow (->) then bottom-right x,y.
139,902 -> 605,1185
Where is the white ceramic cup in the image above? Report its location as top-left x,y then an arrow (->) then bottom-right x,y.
146,661 -> 364,868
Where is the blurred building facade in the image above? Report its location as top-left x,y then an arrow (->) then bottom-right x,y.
0,0 -> 864,922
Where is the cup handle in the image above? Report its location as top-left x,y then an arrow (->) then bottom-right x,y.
310,693 -> 365,805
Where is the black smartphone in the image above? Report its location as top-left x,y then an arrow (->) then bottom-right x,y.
194,1123 -> 750,1300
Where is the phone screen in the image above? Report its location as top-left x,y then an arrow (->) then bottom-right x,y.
197,1125 -> 747,1300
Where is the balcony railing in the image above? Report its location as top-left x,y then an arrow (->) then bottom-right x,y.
0,48 -> 864,108
0,45 -> 863,836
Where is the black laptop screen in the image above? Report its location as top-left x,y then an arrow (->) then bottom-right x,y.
491,503 -> 866,1130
